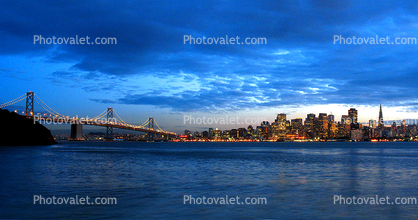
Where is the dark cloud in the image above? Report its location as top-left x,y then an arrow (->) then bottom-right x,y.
1,0 -> 418,112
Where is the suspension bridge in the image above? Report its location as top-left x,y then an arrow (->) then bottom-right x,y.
0,92 -> 177,140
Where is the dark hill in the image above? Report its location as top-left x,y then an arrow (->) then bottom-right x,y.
0,109 -> 57,146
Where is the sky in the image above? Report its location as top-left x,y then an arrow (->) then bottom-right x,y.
1,0 -> 418,134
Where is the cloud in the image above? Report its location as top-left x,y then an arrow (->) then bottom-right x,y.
1,0 -> 418,112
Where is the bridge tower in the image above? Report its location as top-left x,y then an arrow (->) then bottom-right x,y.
148,117 -> 154,130
162,135 -> 169,141
105,108 -> 114,141
69,124 -> 84,141
148,117 -> 154,141
25,92 -> 34,116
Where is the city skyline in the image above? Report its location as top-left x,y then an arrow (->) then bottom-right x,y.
1,1 -> 418,134
184,104 -> 417,132
194,106 -> 417,129
180,104 -> 418,135
1,92 -> 418,135
181,105 -> 418,141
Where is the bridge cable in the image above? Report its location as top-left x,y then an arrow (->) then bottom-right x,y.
141,120 -> 150,128
153,119 -> 164,131
34,100 -> 66,117
0,94 -> 26,108
139,118 -> 151,127
113,110 -> 128,125
0,96 -> 26,108
34,94 -> 65,117
91,109 -> 110,120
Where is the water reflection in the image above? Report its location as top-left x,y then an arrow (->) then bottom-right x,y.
1,142 -> 418,219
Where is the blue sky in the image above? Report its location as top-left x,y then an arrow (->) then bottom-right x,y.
1,0 -> 418,133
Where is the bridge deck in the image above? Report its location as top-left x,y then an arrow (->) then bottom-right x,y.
28,116 -> 177,136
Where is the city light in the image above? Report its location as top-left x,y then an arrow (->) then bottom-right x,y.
177,105 -> 418,142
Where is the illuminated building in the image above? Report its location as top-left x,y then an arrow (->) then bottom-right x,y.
271,122 -> 279,138
222,130 -> 230,139
369,120 -> 376,129
378,104 -> 384,129
276,113 -> 287,138
247,125 -> 254,136
351,129 -> 362,141
291,118 -> 303,137
260,121 -> 270,139
213,128 -> 222,139
348,108 -> 358,124
341,115 -> 350,125
328,114 -> 335,123
238,128 -> 247,138
276,113 -> 286,122
209,128 -> 214,138
304,113 -> 315,138
318,113 -> 328,139
230,129 -> 238,139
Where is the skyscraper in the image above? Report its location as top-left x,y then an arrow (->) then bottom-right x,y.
247,125 -> 254,136
291,118 -> 303,136
276,113 -> 286,122
260,121 -> 270,139
348,108 -> 358,124
378,104 -> 384,129
341,115 -> 350,124
304,113 -> 315,134
328,113 -> 335,123
348,108 -> 359,130
340,115 -> 351,137
369,120 -> 376,129
213,128 -> 222,138
276,113 -> 287,137
237,128 -> 247,138
318,113 -> 328,138
328,113 -> 337,139
306,113 -> 315,122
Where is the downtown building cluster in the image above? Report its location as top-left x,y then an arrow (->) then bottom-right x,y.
179,105 -> 418,142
